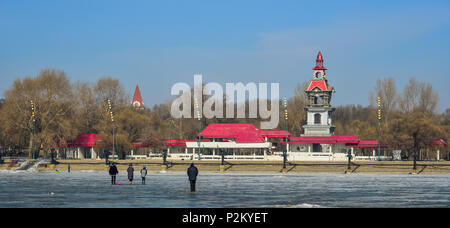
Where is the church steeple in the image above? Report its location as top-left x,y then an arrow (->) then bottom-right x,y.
132,85 -> 144,109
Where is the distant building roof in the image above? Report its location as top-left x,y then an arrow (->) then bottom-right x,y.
307,78 -> 332,91
60,133 -> 104,148
200,123 -> 293,143
200,123 -> 265,143
431,139 -> 447,147
258,130 -> 291,138
131,85 -> 144,108
134,139 -> 209,147
284,135 -> 360,144
346,140 -> 379,148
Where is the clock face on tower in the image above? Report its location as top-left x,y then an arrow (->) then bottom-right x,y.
315,72 -> 322,78
132,85 -> 144,109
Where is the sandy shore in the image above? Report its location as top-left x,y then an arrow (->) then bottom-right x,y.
2,159 -> 450,174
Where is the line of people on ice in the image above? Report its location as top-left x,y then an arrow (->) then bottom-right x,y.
108,162 -> 199,192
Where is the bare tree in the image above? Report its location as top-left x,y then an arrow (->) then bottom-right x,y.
1,69 -> 78,157
418,83 -> 439,114
399,77 -> 422,113
373,77 -> 397,123
93,76 -> 128,108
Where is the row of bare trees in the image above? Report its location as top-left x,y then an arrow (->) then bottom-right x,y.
0,69 -> 448,160
340,77 -> 448,160
0,69 -> 153,159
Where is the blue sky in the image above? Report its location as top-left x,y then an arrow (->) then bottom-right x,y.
1,0 -> 449,112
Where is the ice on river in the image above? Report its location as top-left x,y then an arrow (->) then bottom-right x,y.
0,171 -> 449,208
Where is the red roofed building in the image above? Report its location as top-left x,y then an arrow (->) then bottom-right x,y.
200,123 -> 265,143
307,79 -> 331,91
185,123 -> 283,159
57,133 -> 104,159
286,135 -> 359,144
131,85 -> 144,109
258,130 -> 291,139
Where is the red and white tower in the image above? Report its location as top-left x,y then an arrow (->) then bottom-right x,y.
303,51 -> 336,136
131,85 -> 144,109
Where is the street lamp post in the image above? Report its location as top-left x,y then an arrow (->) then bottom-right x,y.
283,97 -> 289,172
104,149 -> 110,165
195,99 -> 201,161
107,99 -> 115,161
219,148 -> 226,173
163,149 -> 168,167
377,97 -> 382,161
347,149 -> 352,170
413,132 -> 418,171
30,100 -> 36,159
50,148 -> 57,164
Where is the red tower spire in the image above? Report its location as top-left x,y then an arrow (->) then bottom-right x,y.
313,51 -> 327,71
132,85 -> 144,108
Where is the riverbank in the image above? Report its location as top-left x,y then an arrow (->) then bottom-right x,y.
2,159 -> 450,174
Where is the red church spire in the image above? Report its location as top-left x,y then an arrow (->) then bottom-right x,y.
132,85 -> 144,108
313,51 -> 327,71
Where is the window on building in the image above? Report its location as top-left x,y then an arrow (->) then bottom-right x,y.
314,113 -> 321,124
313,144 -> 322,152
314,96 -> 323,105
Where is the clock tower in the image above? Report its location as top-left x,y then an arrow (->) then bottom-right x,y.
302,52 -> 336,136
131,85 -> 144,109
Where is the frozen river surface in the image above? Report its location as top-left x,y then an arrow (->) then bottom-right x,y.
0,171 -> 449,208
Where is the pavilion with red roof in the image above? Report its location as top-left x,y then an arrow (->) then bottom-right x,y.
184,123 -> 283,159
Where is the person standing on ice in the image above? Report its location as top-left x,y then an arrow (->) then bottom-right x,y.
109,163 -> 119,185
187,163 -> 198,192
140,166 -> 147,185
127,163 -> 134,185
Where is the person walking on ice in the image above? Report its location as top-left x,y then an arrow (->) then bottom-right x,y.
127,163 -> 134,185
187,163 -> 198,192
140,166 -> 148,185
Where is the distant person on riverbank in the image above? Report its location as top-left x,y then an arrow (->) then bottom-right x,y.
140,166 -> 147,185
127,164 -> 134,185
187,163 -> 198,192
109,163 -> 119,185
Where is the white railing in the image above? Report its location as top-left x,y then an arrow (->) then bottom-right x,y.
108,155 -> 118,159
168,154 -> 265,160
354,156 -> 392,161
224,155 -> 265,160
121,152 -> 354,161
126,155 -> 147,160
167,152 -> 351,161
270,152 -> 351,161
95,152 -> 392,161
